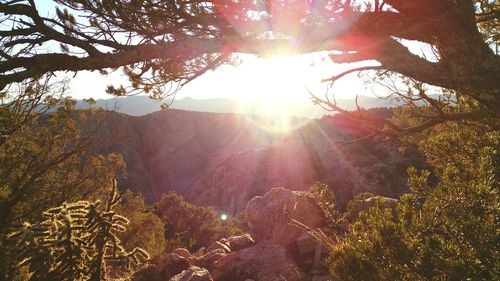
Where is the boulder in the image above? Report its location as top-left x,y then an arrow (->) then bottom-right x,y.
246,187 -> 326,250
211,240 -> 309,281
296,233 -> 318,257
192,248 -> 227,272
170,266 -> 214,281
157,253 -> 191,280
365,196 -> 398,208
173,248 -> 192,260
294,232 -> 330,272
226,234 -> 256,251
206,241 -> 231,254
193,247 -> 206,257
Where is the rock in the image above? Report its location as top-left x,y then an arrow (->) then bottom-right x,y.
348,195 -> 399,221
226,234 -> 256,251
218,237 -> 229,244
246,187 -> 326,250
156,253 -> 191,280
173,248 -> 192,260
211,240 -> 309,281
365,196 -> 398,208
183,112 -> 426,214
169,266 -> 214,281
294,232 -> 330,272
206,241 -> 231,254
193,247 -> 205,257
187,145 -> 318,214
192,248 -> 227,272
296,232 -> 318,257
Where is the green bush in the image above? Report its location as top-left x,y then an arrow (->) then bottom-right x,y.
155,191 -> 243,251
327,120 -> 499,281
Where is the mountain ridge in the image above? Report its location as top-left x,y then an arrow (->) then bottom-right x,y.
76,95 -> 405,117
91,108 -> 428,212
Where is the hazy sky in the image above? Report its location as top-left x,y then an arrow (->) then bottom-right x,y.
33,1 -> 432,109
68,53 -> 374,102
33,1 -> 378,104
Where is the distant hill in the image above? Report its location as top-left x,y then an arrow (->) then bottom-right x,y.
76,95 -> 403,117
90,108 -> 428,212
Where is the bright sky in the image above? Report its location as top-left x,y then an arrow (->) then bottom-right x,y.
68,53 -> 373,101
34,0 -> 430,118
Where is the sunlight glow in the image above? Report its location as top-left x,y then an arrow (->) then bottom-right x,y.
68,53 -> 374,123
232,55 -> 317,133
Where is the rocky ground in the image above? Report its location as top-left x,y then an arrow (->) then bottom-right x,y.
131,187 -> 396,281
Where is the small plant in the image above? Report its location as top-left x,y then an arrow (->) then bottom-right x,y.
9,180 -> 149,281
309,183 -> 346,234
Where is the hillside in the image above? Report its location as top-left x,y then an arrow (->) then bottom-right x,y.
76,95 -> 403,117
187,113 -> 427,214
93,109 -> 427,211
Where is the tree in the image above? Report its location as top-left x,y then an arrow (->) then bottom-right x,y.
0,78 -> 128,280
326,115 -> 499,280
114,190 -> 167,259
0,78 -> 125,228
155,191 -> 242,251
0,0 -> 498,114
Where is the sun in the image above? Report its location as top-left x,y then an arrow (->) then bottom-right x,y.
229,54 -> 318,133
180,51 -> 368,132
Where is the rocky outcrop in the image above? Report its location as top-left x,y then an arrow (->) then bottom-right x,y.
206,241 -> 231,254
211,240 -> 309,281
170,266 -> 214,281
225,234 -> 256,251
246,188 -> 326,249
186,113 -> 427,214
187,146 -> 318,215
157,253 -> 191,279
173,248 -> 192,261
91,109 -> 426,210
135,188 -> 335,281
132,253 -> 191,281
246,188 -> 331,272
192,248 -> 227,272
94,110 -> 286,200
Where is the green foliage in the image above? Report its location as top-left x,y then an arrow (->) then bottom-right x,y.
0,79 -> 126,227
9,183 -> 149,281
344,192 -> 376,222
327,120 -> 500,281
310,183 -> 337,218
0,79 -> 127,279
115,190 -> 167,259
155,191 -> 243,251
309,182 -> 346,234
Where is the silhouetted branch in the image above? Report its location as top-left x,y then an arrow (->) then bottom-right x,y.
321,66 -> 384,83
308,88 -> 498,147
